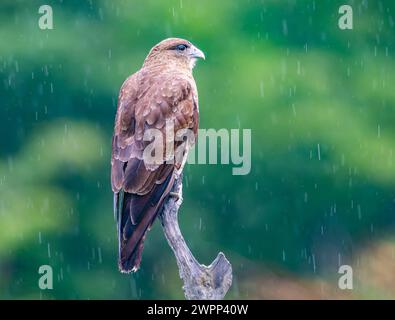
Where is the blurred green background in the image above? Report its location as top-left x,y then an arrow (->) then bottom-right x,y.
1,0 -> 395,299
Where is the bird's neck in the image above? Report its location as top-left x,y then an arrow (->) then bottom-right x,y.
143,59 -> 192,75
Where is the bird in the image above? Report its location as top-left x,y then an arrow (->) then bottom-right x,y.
111,38 -> 205,273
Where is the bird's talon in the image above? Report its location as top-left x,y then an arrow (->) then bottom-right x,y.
169,192 -> 182,202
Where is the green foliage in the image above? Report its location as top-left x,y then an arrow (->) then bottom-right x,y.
1,0 -> 394,299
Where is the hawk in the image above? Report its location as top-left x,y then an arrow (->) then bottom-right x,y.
111,38 -> 205,273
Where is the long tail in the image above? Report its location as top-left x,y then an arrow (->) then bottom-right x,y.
114,173 -> 174,273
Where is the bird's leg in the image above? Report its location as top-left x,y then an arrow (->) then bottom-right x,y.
169,191 -> 183,202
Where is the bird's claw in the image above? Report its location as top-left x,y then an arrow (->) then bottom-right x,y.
169,192 -> 183,202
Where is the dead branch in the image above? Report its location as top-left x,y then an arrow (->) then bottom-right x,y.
158,176 -> 232,300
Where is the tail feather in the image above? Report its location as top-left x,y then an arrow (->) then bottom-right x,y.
115,172 -> 174,273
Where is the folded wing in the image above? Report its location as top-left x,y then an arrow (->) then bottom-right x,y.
111,69 -> 198,272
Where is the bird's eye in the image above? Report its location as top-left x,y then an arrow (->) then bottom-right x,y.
175,44 -> 188,51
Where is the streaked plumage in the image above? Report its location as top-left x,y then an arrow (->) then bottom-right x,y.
111,38 -> 205,272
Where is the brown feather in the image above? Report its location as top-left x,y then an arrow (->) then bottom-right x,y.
111,38 -> 201,272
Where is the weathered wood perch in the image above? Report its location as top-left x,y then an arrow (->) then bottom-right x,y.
158,176 -> 233,300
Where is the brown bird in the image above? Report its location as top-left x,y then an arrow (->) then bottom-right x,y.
111,38 -> 205,273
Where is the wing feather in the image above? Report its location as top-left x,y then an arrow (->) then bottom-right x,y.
111,68 -> 198,272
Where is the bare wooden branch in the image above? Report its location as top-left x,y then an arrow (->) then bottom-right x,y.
159,176 -> 233,300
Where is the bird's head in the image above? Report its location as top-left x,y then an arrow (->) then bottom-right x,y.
143,38 -> 205,70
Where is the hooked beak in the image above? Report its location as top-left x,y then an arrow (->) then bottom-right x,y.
190,45 -> 205,60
